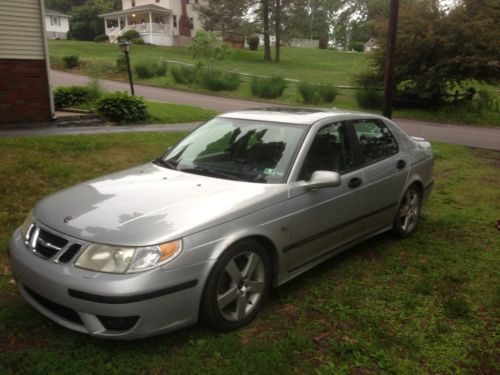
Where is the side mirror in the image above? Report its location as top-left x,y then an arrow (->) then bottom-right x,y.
308,171 -> 341,190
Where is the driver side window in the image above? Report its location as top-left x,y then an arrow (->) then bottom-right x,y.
299,122 -> 354,180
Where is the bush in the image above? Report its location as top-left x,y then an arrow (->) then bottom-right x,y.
131,37 -> 145,45
134,61 -> 167,79
201,70 -> 240,91
116,54 -> 127,72
62,55 -> 80,69
247,36 -> 259,51
122,30 -> 141,41
298,82 -> 338,104
355,88 -> 383,109
96,92 -> 149,123
94,34 -> 109,43
250,76 -> 287,99
171,65 -> 198,84
319,36 -> 328,49
54,86 -> 93,108
351,41 -> 364,52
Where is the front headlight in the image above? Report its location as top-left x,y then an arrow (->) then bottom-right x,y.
74,240 -> 182,274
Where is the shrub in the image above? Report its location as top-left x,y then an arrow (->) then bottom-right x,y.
131,37 -> 145,45
53,86 -> 93,108
250,76 -> 287,99
134,61 -> 167,79
171,65 -> 198,84
122,30 -> 141,41
96,92 -> 149,123
298,82 -> 338,104
351,41 -> 364,52
319,36 -> 328,49
201,70 -> 240,91
355,88 -> 383,109
62,55 -> 80,69
94,34 -> 109,43
247,36 -> 259,51
116,54 -> 127,72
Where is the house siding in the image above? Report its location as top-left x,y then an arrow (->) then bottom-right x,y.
0,0 -> 53,124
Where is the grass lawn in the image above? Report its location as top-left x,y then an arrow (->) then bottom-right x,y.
145,100 -> 216,124
49,40 -> 500,127
0,133 -> 499,373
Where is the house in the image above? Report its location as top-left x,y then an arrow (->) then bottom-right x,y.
99,0 -> 206,46
0,1 -> 54,124
45,9 -> 71,40
364,38 -> 378,53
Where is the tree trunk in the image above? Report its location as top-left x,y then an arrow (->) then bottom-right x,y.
262,0 -> 272,62
275,0 -> 281,63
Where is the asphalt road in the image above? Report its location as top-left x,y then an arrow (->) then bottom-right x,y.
16,70 -> 496,151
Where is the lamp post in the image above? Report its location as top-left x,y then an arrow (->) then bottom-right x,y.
119,41 -> 135,96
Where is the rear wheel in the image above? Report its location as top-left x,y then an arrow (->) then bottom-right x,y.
393,184 -> 421,238
201,240 -> 271,331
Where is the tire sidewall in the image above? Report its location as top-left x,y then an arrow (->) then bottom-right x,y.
393,184 -> 422,238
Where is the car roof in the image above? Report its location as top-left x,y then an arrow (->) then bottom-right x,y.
218,107 -> 371,125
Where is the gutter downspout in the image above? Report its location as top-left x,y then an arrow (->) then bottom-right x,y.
39,0 -> 56,120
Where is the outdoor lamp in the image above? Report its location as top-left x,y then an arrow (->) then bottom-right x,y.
119,41 -> 135,95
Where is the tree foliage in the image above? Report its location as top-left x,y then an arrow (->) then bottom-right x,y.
188,31 -> 234,69
369,0 -> 500,101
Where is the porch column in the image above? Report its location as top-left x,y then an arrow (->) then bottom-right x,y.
125,16 -> 128,28
149,11 -> 153,44
118,17 -> 121,30
104,17 -> 108,35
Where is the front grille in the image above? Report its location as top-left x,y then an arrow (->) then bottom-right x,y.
24,223 -> 83,263
58,244 -> 82,263
24,285 -> 83,325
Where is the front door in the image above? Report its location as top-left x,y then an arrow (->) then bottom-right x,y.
286,121 -> 366,272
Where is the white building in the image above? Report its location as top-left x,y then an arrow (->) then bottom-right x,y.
99,0 -> 206,46
45,9 -> 71,40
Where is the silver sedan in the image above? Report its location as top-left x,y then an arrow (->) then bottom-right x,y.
9,108 -> 434,339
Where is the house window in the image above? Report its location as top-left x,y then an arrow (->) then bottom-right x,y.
189,17 -> 194,30
195,0 -> 199,3
156,0 -> 160,2
173,15 -> 177,28
131,0 -> 136,7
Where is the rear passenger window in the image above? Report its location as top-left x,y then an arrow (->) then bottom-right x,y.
353,119 -> 398,164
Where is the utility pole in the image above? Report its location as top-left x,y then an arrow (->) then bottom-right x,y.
383,0 -> 399,118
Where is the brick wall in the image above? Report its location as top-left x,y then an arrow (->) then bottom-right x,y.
0,59 -> 52,124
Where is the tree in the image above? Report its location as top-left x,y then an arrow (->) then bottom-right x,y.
194,0 -> 251,35
188,31 -> 234,69
262,0 -> 272,61
368,0 -> 499,101
275,0 -> 281,63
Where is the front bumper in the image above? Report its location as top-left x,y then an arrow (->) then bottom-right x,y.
9,228 -> 215,339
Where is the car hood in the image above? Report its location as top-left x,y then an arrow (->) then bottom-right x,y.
34,163 -> 288,246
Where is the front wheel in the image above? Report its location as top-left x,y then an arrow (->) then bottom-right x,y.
201,240 -> 271,331
393,184 -> 421,238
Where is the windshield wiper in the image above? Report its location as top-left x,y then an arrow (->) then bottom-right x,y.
153,158 -> 178,170
179,167 -> 244,181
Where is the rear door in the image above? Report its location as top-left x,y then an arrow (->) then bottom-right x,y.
351,118 -> 409,231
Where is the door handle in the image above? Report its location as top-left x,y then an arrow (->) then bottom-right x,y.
348,177 -> 362,189
397,160 -> 406,169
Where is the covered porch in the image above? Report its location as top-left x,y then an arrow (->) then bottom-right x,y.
99,5 -> 173,46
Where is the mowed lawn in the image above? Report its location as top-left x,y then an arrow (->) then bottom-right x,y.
49,40 -> 369,86
0,133 -> 498,373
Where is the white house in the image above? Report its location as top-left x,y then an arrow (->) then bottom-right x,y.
45,9 -> 71,40
363,38 -> 378,53
99,0 -> 206,46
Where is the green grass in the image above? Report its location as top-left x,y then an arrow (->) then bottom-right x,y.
1,134 -> 499,373
145,100 -> 216,124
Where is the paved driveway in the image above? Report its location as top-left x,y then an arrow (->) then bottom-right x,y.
7,70 -> 498,150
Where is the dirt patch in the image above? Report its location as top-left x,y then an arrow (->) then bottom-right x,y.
471,148 -> 500,168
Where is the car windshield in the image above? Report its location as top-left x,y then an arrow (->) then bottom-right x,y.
161,117 -> 307,183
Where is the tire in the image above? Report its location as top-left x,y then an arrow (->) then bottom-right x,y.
201,240 -> 271,332
393,184 -> 422,238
